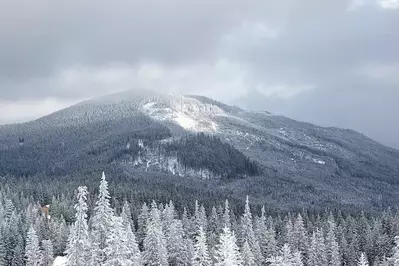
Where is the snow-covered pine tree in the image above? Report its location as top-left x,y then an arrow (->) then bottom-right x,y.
137,202 -> 150,244
167,219 -> 191,265
223,200 -> 231,229
182,207 -> 193,237
268,244 -> 303,266
390,236 -> 399,265
12,236 -> 25,266
41,240 -> 54,266
241,241 -> 255,266
326,217 -> 341,266
162,201 -> 176,241
91,172 -> 115,264
65,186 -> 91,266
125,223 -> 142,266
358,252 -> 369,266
240,196 -> 263,264
143,201 -> 168,266
292,250 -> 304,266
195,204 -> 208,234
208,206 -> 220,253
215,226 -> 242,266
286,218 -> 295,249
50,215 -> 69,256
192,226 -> 212,266
25,225 -> 42,266
293,214 -> 308,260
308,231 -> 318,266
316,228 -> 328,266
0,229 -> 7,266
104,216 -> 132,266
121,200 -> 133,227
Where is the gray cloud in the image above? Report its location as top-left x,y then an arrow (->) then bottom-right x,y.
0,0 -> 398,148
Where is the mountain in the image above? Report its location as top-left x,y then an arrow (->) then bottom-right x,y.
1,89 -> 399,211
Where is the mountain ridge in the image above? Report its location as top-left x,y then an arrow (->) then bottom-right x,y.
1,89 -> 398,210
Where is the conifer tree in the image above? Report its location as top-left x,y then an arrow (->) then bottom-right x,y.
390,236 -> 399,265
125,223 -> 142,266
143,201 -> 168,266
358,252 -> 369,266
104,216 -> 132,266
316,228 -> 328,266
0,229 -> 7,266
223,200 -> 231,229
192,226 -> 212,266
91,172 -> 115,264
50,216 -> 69,256
121,201 -> 133,227
326,217 -> 341,266
41,240 -> 54,266
66,186 -> 91,266
208,206 -> 220,251
167,219 -> 191,265
308,231 -> 319,266
240,196 -> 263,264
215,226 -> 242,266
137,202 -> 149,244
12,236 -> 25,266
241,240 -> 255,266
268,244 -> 303,266
293,214 -> 308,260
25,226 -> 42,266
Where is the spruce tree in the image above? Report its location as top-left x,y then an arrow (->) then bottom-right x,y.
143,201 -> 168,266
65,186 -> 91,266
223,200 -> 231,229
390,236 -> 399,265
121,201 -> 133,227
192,226 -> 212,266
215,226 -> 242,266
358,252 -> 369,266
125,223 -> 142,266
316,228 -> 328,266
268,244 -> 303,266
293,214 -> 308,260
25,226 -> 42,266
308,231 -> 318,266
104,216 -> 132,266
91,172 -> 115,264
241,240 -> 255,266
12,236 -> 25,266
137,202 -> 149,244
41,240 -> 54,266
240,196 -> 262,264
0,229 -> 7,266
326,218 -> 341,266
167,219 -> 191,265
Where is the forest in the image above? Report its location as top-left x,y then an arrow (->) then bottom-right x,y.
1,172 -> 399,266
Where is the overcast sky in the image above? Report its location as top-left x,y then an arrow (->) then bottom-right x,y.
0,0 -> 398,148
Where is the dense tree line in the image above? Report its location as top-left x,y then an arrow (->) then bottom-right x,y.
1,173 -> 399,265
165,133 -> 259,179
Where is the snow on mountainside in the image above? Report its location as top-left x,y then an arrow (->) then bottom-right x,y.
1,89 -> 399,209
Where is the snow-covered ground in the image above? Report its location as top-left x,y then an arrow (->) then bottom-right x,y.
140,96 -> 221,132
53,256 -> 67,266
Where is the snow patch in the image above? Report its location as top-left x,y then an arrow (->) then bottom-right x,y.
140,97 -> 221,132
53,256 -> 67,266
313,159 -> 326,165
174,112 -> 197,130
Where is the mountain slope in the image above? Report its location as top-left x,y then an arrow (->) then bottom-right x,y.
1,89 -> 398,210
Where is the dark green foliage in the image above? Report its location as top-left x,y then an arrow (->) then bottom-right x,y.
0,113 -> 171,177
165,133 -> 259,179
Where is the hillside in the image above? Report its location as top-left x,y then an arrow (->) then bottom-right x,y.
1,89 -> 398,210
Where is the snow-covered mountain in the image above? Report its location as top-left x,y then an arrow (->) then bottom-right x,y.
1,89 -> 399,210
